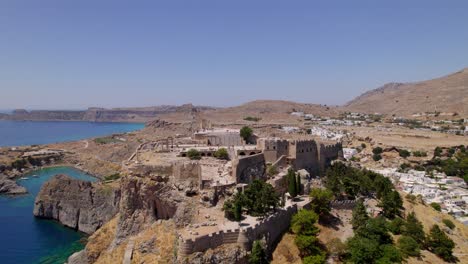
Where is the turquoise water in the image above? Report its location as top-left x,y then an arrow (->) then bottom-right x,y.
0,167 -> 98,264
0,120 -> 144,147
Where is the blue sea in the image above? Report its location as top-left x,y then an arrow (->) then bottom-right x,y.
0,167 -> 97,264
0,120 -> 144,147
0,121 -> 144,263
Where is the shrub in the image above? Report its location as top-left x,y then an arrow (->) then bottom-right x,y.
240,126 -> 253,142
249,240 -> 268,264
372,147 -> 383,155
413,151 -> 427,157
244,116 -> 262,122
361,143 -> 367,148
434,147 -> 442,157
430,202 -> 441,212
399,163 -> 411,172
267,165 -> 278,176
373,154 -> 382,161
214,148 -> 229,160
351,201 -> 368,230
303,253 -> 326,264
186,149 -> 201,160
104,173 -> 121,181
399,149 -> 411,158
405,194 -> 417,204
442,219 -> 455,230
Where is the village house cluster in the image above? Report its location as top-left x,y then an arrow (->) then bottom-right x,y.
376,168 -> 468,224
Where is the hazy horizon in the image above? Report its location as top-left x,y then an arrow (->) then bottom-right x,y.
1,0 -> 468,109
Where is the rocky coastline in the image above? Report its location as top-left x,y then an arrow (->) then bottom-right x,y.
33,174 -> 121,234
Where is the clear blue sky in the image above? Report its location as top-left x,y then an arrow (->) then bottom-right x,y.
1,0 -> 467,109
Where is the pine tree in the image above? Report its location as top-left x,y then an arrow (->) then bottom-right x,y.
351,200 -> 369,230
402,212 -> 425,244
426,225 -> 456,262
288,169 -> 297,198
249,240 -> 268,264
296,174 -> 302,195
234,199 -> 242,222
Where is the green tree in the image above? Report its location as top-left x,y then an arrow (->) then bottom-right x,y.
234,199 -> 242,221
243,180 -> 280,216
347,236 -> 380,264
379,190 -> 402,218
288,169 -> 298,198
430,202 -> 441,212
442,219 -> 455,230
402,212 -> 425,244
398,149 -> 411,158
240,126 -> 253,142
295,234 -> 323,257
426,225 -> 456,262
291,209 -> 319,236
373,154 -> 382,161
351,201 -> 369,230
356,217 -> 393,245
296,174 -> 302,195
377,244 -> 402,264
303,253 -> 326,264
387,217 -> 405,235
249,240 -> 268,264
309,188 -> 333,216
373,147 -> 383,155
186,149 -> 201,160
397,235 -> 421,257
214,148 -> 229,160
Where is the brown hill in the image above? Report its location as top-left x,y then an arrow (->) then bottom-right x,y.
345,68 -> 468,117
201,100 -> 338,124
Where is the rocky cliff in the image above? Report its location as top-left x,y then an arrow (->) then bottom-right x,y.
114,175 -> 193,242
0,175 -> 27,195
1,104 -> 214,123
33,174 -> 120,234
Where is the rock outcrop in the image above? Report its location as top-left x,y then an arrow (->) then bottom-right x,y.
0,175 -> 27,195
182,244 -> 249,264
33,174 -> 120,234
114,175 -> 193,242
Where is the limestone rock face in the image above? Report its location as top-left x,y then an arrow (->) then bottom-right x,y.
33,174 -> 120,234
0,175 -> 27,195
182,244 -> 248,264
66,250 -> 89,264
115,175 -> 193,242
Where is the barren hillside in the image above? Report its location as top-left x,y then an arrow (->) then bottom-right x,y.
345,68 -> 468,117
200,100 -> 338,125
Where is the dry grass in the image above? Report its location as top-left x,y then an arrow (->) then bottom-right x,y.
402,195 -> 468,264
85,215 -> 119,262
271,233 -> 302,264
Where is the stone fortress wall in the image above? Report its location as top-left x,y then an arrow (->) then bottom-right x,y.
232,153 -> 267,184
256,138 -> 342,176
177,202 -> 305,258
317,142 -> 343,173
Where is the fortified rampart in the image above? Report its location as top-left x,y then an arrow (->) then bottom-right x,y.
232,153 -> 266,184
177,202 -> 305,258
257,138 -> 341,176
318,142 -> 343,174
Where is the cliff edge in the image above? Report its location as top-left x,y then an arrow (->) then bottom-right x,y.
33,174 -> 121,234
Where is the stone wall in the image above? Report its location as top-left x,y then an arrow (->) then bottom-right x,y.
257,138 -> 289,164
178,203 -> 301,258
172,161 -> 201,184
318,142 -> 343,174
232,153 -> 266,184
289,140 -> 319,174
